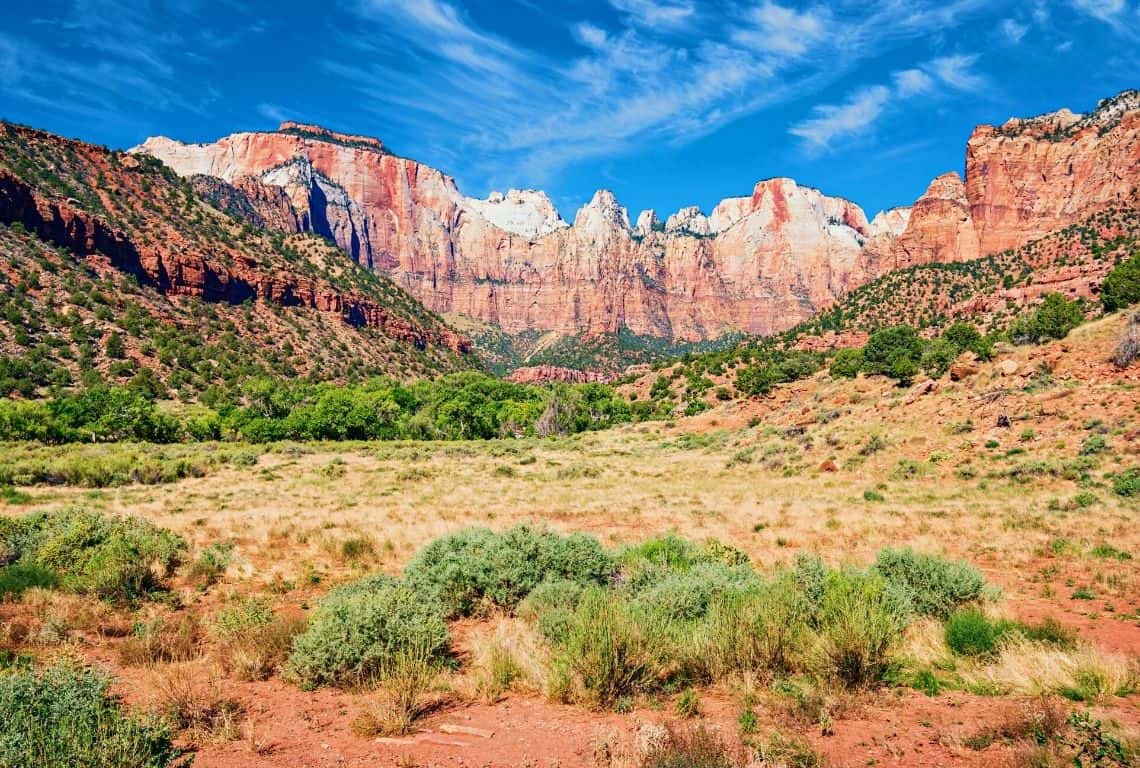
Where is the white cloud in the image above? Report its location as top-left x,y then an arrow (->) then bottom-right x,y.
609,0 -> 695,30
790,85 -> 891,147
257,103 -> 292,124
1068,0 -> 1138,36
791,51 -> 988,150
732,3 -> 829,57
924,54 -> 988,92
893,68 -> 934,97
1000,18 -> 1028,43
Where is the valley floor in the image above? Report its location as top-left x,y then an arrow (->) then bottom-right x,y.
2,313 -> 1139,767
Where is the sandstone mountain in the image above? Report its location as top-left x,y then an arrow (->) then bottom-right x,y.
0,122 -> 476,397
134,91 -> 1140,366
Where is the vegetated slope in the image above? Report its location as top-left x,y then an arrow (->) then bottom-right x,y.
0,121 -> 477,398
801,206 -> 1140,339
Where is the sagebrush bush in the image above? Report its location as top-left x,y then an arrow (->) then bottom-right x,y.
629,563 -> 763,622
402,525 -> 615,617
0,660 -> 183,768
286,575 -> 450,688
0,508 -> 185,602
872,548 -> 987,618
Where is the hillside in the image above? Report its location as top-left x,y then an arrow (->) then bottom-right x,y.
0,122 -> 477,398
803,205 -> 1140,339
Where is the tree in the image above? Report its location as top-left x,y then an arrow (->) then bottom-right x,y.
862,326 -> 923,377
829,348 -> 864,379
1101,252 -> 1140,312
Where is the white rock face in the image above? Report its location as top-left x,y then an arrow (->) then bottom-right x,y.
462,189 -> 568,240
869,207 -> 913,237
573,190 -> 631,240
708,197 -> 751,233
664,206 -> 711,236
132,136 -> 232,178
635,209 -> 659,234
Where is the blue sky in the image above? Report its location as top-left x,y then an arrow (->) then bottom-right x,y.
1,1 -> 1137,220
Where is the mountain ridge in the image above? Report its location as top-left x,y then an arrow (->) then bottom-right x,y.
131,89 -> 1140,362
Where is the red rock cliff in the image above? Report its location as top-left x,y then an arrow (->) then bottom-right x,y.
134,91 -> 1140,342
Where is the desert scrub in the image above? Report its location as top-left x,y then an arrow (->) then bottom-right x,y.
0,442 -> 260,488
286,575 -> 450,688
0,660 -> 184,768
402,524 -> 615,617
872,548 -> 988,618
0,508 -> 185,602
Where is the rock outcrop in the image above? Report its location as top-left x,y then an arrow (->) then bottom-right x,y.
506,365 -> 610,384
134,91 -> 1140,343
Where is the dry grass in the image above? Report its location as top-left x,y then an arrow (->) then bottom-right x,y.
457,617 -> 550,702
154,662 -> 244,742
965,637 -> 1139,699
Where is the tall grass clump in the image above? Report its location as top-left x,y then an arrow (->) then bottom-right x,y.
0,660 -> 184,768
286,575 -> 450,688
402,524 -> 615,617
0,508 -> 185,602
811,569 -> 911,687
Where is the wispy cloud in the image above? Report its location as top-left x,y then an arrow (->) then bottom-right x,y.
1,0 -> 248,130
326,0 -> 995,189
924,54 -> 989,93
790,85 -> 892,147
791,52 -> 988,149
609,0 -> 695,30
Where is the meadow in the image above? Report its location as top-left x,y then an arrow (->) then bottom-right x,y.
1,313 -> 1139,768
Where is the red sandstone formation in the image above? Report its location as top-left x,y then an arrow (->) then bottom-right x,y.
134,91 -> 1140,343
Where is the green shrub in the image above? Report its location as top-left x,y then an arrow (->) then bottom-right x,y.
1010,293 -> 1084,344
872,548 -> 987,618
944,608 -> 1004,657
920,338 -> 958,378
1113,468 -> 1140,497
862,326 -> 923,382
515,579 -> 584,621
630,563 -> 762,622
0,661 -> 183,768
703,575 -> 810,676
286,575 -> 450,688
2,508 -> 184,602
402,525 -> 615,617
0,563 -> 58,599
1101,252 -> 1140,312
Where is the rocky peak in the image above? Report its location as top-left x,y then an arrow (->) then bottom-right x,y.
462,189 -> 568,240
664,206 -> 711,236
635,209 -> 660,234
573,189 -> 630,237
